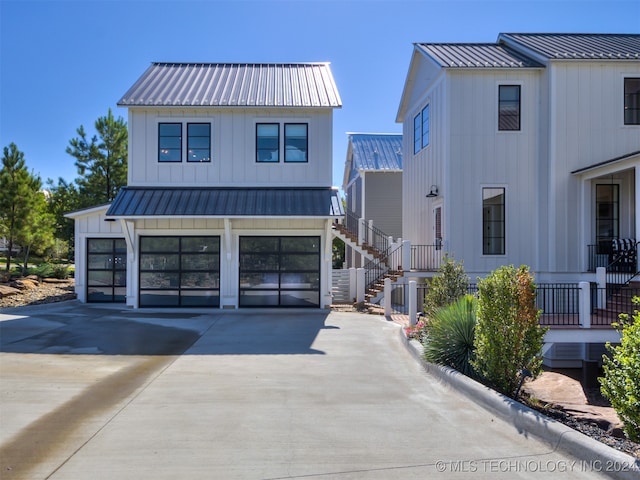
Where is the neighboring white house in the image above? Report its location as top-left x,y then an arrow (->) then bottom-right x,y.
340,133 -> 403,268
67,63 -> 343,309
394,33 -> 639,364
396,33 -> 639,283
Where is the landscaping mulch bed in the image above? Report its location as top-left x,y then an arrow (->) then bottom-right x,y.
0,277 -> 76,309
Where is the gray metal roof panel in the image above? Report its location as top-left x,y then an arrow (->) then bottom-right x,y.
118,63 -> 342,108
349,133 -> 403,171
415,43 -> 544,69
106,187 -> 344,217
500,33 -> 640,60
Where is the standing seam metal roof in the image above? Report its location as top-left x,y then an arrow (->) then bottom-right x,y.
499,33 -> 640,60
118,63 -> 342,108
415,43 -> 545,69
349,134 -> 403,171
105,187 -> 344,217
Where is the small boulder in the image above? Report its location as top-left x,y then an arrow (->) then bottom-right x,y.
0,285 -> 21,298
10,278 -> 39,290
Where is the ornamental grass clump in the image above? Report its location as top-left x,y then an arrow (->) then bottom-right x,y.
599,299 -> 640,442
423,294 -> 477,378
471,265 -> 547,397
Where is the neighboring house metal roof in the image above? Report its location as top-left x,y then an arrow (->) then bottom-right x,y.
344,133 -> 403,189
415,43 -> 544,69
349,133 -> 403,171
118,63 -> 342,108
499,33 -> 640,61
105,187 -> 344,217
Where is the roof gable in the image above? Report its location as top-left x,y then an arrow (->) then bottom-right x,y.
118,63 -> 342,108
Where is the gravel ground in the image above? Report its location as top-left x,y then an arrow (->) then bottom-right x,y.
0,278 -> 76,309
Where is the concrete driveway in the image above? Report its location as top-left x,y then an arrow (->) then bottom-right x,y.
0,301 -> 606,479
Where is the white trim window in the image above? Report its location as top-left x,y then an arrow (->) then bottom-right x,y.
413,104 -> 430,154
482,187 -> 505,255
498,85 -> 521,131
624,77 -> 640,125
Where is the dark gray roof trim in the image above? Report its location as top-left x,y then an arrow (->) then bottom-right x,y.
118,63 -> 342,108
571,150 -> 640,175
416,43 -> 544,68
106,187 -> 344,217
500,33 -> 640,60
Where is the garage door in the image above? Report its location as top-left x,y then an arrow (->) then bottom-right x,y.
87,238 -> 126,302
239,236 -> 320,307
139,236 -> 220,307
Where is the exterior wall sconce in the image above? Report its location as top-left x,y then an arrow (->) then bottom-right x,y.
426,185 -> 439,198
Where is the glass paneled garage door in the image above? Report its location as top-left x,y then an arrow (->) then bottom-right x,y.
87,238 -> 127,302
239,236 -> 320,307
139,236 -> 220,307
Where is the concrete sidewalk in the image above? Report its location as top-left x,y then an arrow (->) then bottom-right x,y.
0,302 -> 630,479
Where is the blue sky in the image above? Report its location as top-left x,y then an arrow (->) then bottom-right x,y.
1,0 -> 638,191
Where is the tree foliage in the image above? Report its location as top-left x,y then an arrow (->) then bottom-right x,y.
46,177 -> 80,253
66,108 -> 127,207
471,265 -> 547,397
0,143 -> 46,271
423,254 -> 470,317
599,299 -> 640,442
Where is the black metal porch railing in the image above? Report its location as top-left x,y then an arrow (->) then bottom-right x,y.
410,245 -> 443,271
340,209 -> 391,256
342,210 -> 360,239
535,283 -> 581,326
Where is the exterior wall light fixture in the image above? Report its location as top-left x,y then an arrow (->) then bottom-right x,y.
426,185 -> 439,198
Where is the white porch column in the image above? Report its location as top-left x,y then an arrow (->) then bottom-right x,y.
349,267 -> 357,303
356,268 -> 365,303
402,240 -> 411,272
119,219 -> 137,308
596,267 -> 607,309
579,281 -> 591,329
384,277 -> 392,316
324,219 -> 333,308
409,280 -> 417,326
358,218 -> 365,246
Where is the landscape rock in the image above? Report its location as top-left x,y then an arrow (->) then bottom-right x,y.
0,285 -> 21,298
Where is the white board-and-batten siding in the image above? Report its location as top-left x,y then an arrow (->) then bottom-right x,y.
127,108 -> 333,187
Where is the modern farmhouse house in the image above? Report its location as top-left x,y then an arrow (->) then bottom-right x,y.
339,133 -> 403,269
396,33 -> 639,283
68,63 -> 343,309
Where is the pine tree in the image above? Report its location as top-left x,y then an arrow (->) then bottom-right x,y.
0,143 -> 42,271
66,108 -> 127,206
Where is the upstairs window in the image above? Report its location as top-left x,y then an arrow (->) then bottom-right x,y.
284,124 -> 308,162
421,104 -> 430,148
624,78 -> 640,125
256,123 -> 280,162
498,85 -> 521,131
413,104 -> 430,154
413,114 -> 421,154
159,123 -> 182,162
187,123 -> 211,162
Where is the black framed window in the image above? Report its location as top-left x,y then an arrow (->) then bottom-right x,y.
239,236 -> 320,307
87,238 -> 127,302
256,123 -> 280,162
139,236 -> 220,307
482,188 -> 505,255
595,184 -> 619,253
498,85 -> 521,131
413,113 -> 421,154
284,123 -> 308,162
624,78 -> 640,125
158,123 -> 182,162
421,104 -> 430,148
187,123 -> 211,162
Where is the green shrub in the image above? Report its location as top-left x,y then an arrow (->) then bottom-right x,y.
30,263 -> 54,278
599,299 -> 640,442
423,254 -> 469,317
423,295 -> 477,378
471,265 -> 547,397
51,264 -> 70,279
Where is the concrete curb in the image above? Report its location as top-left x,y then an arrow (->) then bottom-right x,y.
399,329 -> 640,480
